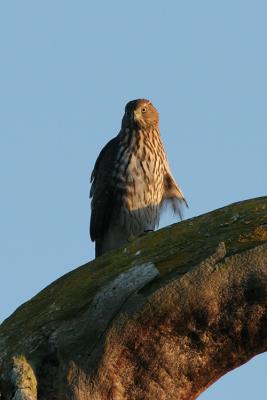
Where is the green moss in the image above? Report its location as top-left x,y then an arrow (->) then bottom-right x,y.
0,196 -> 266,359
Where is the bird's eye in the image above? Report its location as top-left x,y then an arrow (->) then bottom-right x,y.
141,107 -> 147,113
125,110 -> 129,116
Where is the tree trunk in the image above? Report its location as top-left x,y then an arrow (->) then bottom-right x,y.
0,196 -> 266,400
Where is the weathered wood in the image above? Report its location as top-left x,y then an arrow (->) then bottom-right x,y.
0,196 -> 266,400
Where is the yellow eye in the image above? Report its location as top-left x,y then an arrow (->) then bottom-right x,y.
141,107 -> 147,113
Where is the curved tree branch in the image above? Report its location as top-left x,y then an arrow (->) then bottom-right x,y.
0,196 -> 266,400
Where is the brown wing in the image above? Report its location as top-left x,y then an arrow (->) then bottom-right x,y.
163,172 -> 188,219
90,137 -> 118,241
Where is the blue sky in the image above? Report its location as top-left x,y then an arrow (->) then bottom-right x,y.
0,1 -> 266,398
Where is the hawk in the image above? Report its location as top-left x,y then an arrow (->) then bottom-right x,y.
90,99 -> 187,257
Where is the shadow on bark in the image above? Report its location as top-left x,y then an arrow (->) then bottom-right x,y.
0,196 -> 266,400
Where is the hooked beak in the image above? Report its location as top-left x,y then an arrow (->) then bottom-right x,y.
132,109 -> 141,122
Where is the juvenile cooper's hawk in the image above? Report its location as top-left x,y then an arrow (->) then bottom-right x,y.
90,99 -> 187,257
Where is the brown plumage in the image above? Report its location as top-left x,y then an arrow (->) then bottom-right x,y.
90,99 -> 187,257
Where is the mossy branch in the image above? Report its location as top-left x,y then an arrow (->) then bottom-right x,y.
0,196 -> 267,400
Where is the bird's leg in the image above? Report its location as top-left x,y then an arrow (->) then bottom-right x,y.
127,230 -> 154,243
138,229 -> 154,238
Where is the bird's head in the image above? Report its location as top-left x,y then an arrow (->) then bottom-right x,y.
122,99 -> 159,129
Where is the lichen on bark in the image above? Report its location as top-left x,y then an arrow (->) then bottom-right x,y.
0,196 -> 266,400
